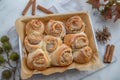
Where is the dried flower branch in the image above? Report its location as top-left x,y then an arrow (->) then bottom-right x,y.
87,0 -> 120,22
0,35 -> 20,80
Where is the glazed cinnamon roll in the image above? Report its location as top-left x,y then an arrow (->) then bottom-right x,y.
50,44 -> 73,66
43,35 -> 62,53
73,46 -> 93,64
24,31 -> 43,53
64,32 -> 89,50
27,49 -> 50,71
65,16 -> 85,34
45,20 -> 66,38
26,19 -> 44,35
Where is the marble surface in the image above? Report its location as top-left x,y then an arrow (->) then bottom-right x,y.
0,0 -> 120,80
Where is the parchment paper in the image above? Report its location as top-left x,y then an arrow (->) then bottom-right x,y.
15,11 -> 104,79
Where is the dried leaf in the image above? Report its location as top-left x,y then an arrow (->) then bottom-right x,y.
101,6 -> 112,19
114,3 -> 120,22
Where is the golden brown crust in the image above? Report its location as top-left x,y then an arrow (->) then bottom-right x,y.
50,44 -> 73,66
27,31 -> 43,44
65,16 -> 85,34
73,46 -> 93,64
45,20 -> 66,38
27,49 -> 50,71
64,32 -> 89,50
43,35 -> 62,53
24,37 -> 41,53
26,19 -> 44,35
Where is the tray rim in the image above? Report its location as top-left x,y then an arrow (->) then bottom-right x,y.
17,11 -> 103,79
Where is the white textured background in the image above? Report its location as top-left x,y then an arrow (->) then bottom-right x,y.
0,0 -> 120,80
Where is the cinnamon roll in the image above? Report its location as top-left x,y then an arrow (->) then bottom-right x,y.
64,32 -> 89,50
50,44 -> 73,66
45,20 -> 66,38
65,16 -> 85,34
27,49 -> 50,71
73,46 -> 93,64
26,19 -> 44,35
43,35 -> 62,53
24,32 -> 43,53
27,31 -> 43,44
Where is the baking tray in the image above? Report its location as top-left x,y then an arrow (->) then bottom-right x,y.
17,11 -> 103,79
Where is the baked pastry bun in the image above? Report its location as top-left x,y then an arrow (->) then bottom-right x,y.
45,20 -> 66,38
65,16 -> 85,34
50,44 -> 73,66
64,32 -> 89,50
27,31 -> 43,44
43,35 -> 62,53
27,49 -> 50,71
73,46 -> 93,64
24,32 -> 43,53
26,19 -> 44,34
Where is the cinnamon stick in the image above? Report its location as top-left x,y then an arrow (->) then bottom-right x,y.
32,0 -> 36,15
22,0 -> 33,15
37,5 -> 53,14
104,44 -> 111,63
107,45 -> 115,63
